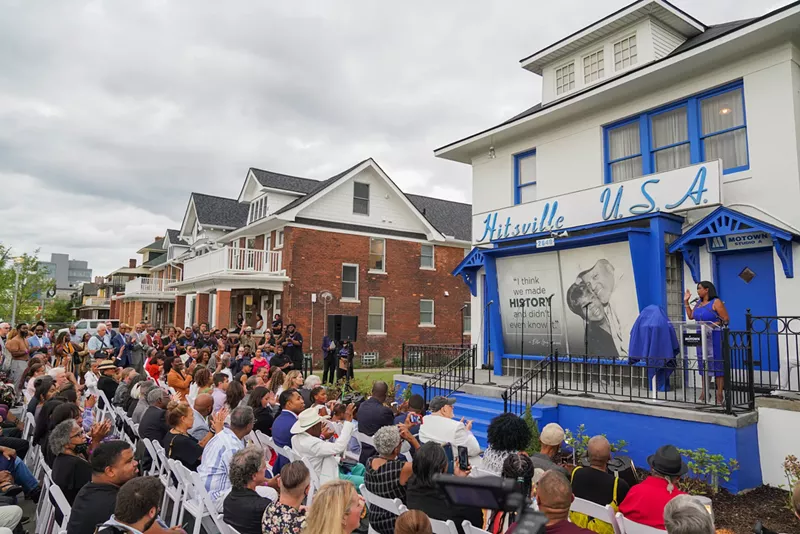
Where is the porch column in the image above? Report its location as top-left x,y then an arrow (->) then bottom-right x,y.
109,299 -> 119,320
197,293 -> 210,325
174,295 -> 186,328
132,302 -> 144,325
216,290 -> 232,330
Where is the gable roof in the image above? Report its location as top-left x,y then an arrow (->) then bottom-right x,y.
142,253 -> 167,268
138,238 -> 164,253
249,168 -> 320,194
192,193 -> 249,229
166,229 -> 188,247
406,194 -> 471,241
273,160 -> 370,216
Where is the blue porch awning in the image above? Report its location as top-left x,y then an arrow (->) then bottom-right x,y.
451,248 -> 487,296
668,207 -> 796,280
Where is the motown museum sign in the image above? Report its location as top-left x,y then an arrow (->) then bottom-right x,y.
474,161 -> 723,244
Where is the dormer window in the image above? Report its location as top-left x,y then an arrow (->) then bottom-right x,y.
583,50 -> 604,83
613,35 -> 637,71
555,62 -> 575,95
248,195 -> 269,224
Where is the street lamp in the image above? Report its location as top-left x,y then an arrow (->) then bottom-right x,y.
10,257 -> 23,326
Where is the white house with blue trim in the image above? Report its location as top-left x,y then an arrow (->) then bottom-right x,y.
432,0 -> 800,490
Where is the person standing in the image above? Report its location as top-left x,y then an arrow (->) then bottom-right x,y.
67,324 -> 81,345
282,324 -> 304,375
0,323 -> 11,373
28,323 -> 51,360
87,325 -> 113,360
685,281 -> 730,405
129,323 -> 147,374
6,324 -> 31,399
321,335 -> 336,384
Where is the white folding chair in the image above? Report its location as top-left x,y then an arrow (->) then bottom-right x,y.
225,524 -> 244,534
429,517 -> 459,534
281,445 -> 299,463
462,520 -> 491,534
616,512 -> 664,534
571,498 -> 622,534
140,438 -> 161,476
23,412 -> 36,441
97,390 -> 113,413
359,484 -> 408,517
172,462 -> 214,534
300,457 -> 320,506
156,457 -> 183,526
47,481 -> 72,533
190,471 -> 231,534
607,505 -> 622,534
355,431 -> 375,448
34,466 -> 53,533
254,430 -> 275,464
246,430 -> 261,447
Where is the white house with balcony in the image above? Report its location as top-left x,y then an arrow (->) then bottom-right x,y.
441,0 -> 800,493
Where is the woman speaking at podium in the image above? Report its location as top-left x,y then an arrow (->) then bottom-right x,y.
684,281 -> 729,405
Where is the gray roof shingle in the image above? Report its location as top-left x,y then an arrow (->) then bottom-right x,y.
406,194 -> 472,241
142,253 -> 167,268
192,193 -> 249,229
166,229 -> 188,247
250,168 -> 320,194
667,19 -> 754,56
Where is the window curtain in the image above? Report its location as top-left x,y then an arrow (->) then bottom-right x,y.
701,88 -> 747,170
651,108 -> 690,172
608,122 -> 641,182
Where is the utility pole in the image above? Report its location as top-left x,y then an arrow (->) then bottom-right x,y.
10,259 -> 22,325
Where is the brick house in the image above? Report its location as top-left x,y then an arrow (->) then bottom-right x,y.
158,158 -> 472,363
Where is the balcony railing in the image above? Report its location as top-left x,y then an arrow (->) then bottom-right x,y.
183,247 -> 283,280
125,277 -> 178,295
82,297 -> 110,307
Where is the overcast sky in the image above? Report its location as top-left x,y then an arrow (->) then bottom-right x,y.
0,0 -> 789,277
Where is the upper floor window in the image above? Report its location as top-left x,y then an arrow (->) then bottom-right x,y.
514,149 -> 537,204
353,182 -> 370,215
555,62 -> 575,95
420,244 -> 435,270
342,264 -> 359,300
613,35 -> 637,71
248,195 -> 268,224
583,50 -> 604,83
604,82 -> 748,183
275,230 -> 284,248
369,238 -> 385,272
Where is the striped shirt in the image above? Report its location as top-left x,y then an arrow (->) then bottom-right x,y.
197,428 -> 244,500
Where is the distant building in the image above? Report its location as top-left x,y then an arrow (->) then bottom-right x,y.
40,253 -> 93,296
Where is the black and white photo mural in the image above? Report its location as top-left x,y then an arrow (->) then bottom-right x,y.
495,241 -> 639,360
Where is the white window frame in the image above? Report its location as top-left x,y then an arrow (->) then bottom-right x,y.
368,238 -> 386,273
265,236 -> 271,251
582,49 -> 604,84
419,299 -> 435,327
275,230 -> 284,249
463,302 -> 471,334
420,244 -> 435,270
368,297 -> 386,334
353,182 -> 370,215
555,61 -> 575,95
613,34 -> 637,71
341,264 -> 360,302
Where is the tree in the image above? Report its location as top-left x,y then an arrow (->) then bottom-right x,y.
0,244 -> 56,324
44,299 -> 75,324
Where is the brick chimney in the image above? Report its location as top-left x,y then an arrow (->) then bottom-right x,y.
128,259 -> 137,268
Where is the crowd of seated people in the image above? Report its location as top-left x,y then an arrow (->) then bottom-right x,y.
5,319 -> 799,534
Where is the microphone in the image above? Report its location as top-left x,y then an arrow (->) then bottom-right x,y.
688,297 -> 699,305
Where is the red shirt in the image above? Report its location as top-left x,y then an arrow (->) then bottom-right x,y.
618,476 -> 686,530
146,362 -> 161,383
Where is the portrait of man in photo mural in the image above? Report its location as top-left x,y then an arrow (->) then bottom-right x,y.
566,259 -> 628,359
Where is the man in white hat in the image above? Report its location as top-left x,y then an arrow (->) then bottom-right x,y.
531,423 -> 569,476
290,403 -> 364,486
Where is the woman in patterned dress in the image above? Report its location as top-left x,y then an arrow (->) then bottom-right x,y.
364,424 -> 420,534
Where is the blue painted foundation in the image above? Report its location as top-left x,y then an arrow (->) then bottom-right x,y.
394,379 -> 762,492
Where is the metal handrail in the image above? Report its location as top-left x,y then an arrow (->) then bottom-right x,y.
422,346 -> 476,403
502,355 -> 556,415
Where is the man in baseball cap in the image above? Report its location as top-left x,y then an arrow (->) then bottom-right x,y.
530,422 -> 569,476
419,395 -> 481,461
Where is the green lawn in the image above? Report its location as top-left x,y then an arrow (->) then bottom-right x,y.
352,368 -> 400,385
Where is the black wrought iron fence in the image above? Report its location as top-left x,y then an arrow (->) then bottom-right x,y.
401,343 -> 465,375
747,314 -> 800,395
501,333 -> 756,415
422,346 -> 476,403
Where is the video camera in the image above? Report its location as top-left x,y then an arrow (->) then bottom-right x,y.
433,474 -> 547,534
339,392 -> 365,407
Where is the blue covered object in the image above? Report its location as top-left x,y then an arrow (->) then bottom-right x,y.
628,305 -> 680,391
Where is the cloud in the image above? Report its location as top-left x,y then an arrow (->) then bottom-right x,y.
0,0 -> 789,276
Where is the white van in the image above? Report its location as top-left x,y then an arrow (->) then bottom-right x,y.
58,319 -> 120,339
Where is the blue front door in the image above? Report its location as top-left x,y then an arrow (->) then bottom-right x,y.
715,248 -> 778,371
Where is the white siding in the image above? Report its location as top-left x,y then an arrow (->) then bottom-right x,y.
267,192 -> 302,215
297,166 -> 430,234
541,19 -> 653,105
650,19 -> 685,59
472,45 -> 800,238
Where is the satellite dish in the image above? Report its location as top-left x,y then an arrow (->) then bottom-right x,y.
319,291 -> 333,304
